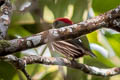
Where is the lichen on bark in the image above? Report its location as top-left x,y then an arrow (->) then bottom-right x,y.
0,40 -> 10,52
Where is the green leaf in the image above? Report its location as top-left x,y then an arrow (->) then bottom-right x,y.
41,70 -> 59,80
105,33 -> 120,58
92,0 -> 120,14
87,31 -> 100,44
46,0 -> 70,18
66,67 -> 87,80
84,47 -> 115,68
8,25 -> 32,37
26,64 -> 43,77
71,0 -> 89,22
0,61 -> 18,80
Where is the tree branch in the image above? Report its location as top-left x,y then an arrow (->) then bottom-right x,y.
1,55 -> 120,77
0,0 -> 12,39
0,6 -> 120,56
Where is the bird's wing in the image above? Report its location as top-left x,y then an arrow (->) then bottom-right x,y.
52,36 -> 96,59
52,41 -> 84,58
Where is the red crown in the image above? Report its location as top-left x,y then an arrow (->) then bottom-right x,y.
55,18 -> 73,25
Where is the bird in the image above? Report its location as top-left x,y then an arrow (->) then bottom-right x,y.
49,18 -> 96,59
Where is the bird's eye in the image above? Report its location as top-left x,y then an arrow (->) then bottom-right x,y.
55,21 -> 58,26
53,21 -> 58,27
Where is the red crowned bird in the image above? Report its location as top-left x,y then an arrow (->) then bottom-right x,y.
49,18 -> 96,59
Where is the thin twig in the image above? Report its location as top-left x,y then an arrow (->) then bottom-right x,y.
21,68 -> 31,80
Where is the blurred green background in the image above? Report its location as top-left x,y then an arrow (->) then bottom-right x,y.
0,0 -> 120,80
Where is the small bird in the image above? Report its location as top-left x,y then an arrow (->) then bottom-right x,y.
50,18 -> 96,59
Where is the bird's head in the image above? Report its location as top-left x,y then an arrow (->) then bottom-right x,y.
53,18 -> 73,28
